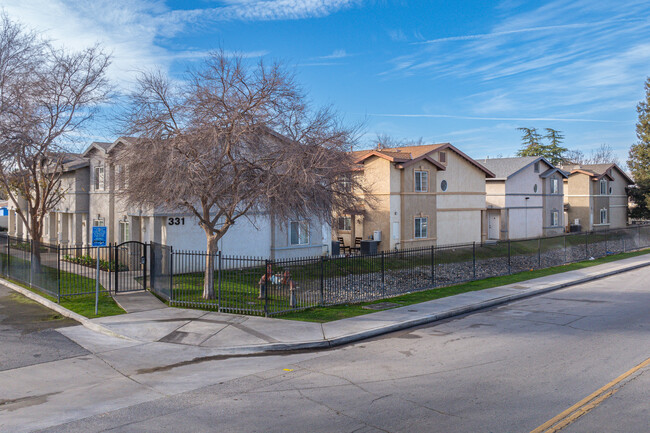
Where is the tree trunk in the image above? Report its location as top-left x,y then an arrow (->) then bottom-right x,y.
29,228 -> 42,277
202,234 -> 218,299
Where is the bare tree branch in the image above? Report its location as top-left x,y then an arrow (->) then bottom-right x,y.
117,50 -> 367,299
0,13 -> 111,268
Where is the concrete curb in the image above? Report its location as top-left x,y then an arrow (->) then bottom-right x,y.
1,278 -> 139,342
191,257 -> 650,355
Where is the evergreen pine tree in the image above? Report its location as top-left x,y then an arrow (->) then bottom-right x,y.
628,77 -> 650,219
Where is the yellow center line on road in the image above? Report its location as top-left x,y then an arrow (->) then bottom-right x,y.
530,356 -> 650,433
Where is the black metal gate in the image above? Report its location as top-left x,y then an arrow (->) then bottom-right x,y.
114,241 -> 148,293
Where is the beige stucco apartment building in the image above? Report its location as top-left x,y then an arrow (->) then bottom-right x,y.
561,163 -> 633,231
479,156 -> 567,240
335,143 -> 494,251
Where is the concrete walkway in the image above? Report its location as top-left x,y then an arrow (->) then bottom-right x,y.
113,290 -> 167,313
66,253 -> 650,354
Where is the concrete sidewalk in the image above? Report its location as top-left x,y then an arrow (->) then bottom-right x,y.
65,253 -> 650,355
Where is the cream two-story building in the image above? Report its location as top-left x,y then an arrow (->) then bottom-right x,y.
561,163 -> 633,231
479,156 -> 567,240
335,143 -> 494,251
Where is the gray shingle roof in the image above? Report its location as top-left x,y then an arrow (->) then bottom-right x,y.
476,156 -> 541,179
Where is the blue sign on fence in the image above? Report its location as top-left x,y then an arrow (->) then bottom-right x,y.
92,226 -> 107,247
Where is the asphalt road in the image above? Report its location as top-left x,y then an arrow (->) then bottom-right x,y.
0,284 -> 88,372
3,265 -> 649,433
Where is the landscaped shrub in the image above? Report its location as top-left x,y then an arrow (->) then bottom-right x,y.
63,254 -> 127,272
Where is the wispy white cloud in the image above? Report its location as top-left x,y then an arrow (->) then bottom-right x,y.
381,0 -> 650,124
319,49 -> 350,59
3,0 -> 360,87
416,21 -> 608,45
170,0 -> 362,24
365,113 -> 629,123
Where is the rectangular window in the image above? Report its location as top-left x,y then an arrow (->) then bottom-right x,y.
290,220 -> 309,245
600,179 -> 607,195
94,165 -> 105,191
551,210 -> 559,227
439,151 -> 447,163
534,162 -> 540,173
116,165 -> 126,190
414,170 -> 428,192
338,216 -> 352,231
600,209 -> 608,224
340,175 -> 352,192
414,217 -> 428,239
119,221 -> 130,243
550,178 -> 559,194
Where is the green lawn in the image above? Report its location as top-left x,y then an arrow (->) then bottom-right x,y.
278,248 -> 650,323
0,253 -> 125,318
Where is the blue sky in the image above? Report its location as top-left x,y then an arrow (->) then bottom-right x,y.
4,0 -> 650,163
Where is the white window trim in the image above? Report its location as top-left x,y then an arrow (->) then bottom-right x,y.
93,218 -> 105,227
119,220 -> 131,243
600,179 -> 607,195
337,216 -> 352,231
550,178 -> 559,194
600,208 -> 608,224
414,170 -> 428,192
289,220 -> 310,245
414,217 -> 428,239
94,165 -> 105,191
551,210 -> 559,227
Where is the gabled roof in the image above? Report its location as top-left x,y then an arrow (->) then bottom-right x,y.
82,141 -> 111,156
352,143 -> 494,177
540,167 -> 568,179
477,156 -> 558,180
60,153 -> 89,171
561,163 -> 633,184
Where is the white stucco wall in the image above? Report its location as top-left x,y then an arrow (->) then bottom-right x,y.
436,211 -> 482,246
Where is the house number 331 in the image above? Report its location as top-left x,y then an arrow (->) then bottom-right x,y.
168,217 -> 185,225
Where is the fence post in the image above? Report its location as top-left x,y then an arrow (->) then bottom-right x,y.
57,245 -> 61,303
585,231 -> 589,259
29,239 -> 33,288
169,246 -> 174,303
638,225 -> 642,249
381,251 -> 385,291
623,235 -> 626,253
431,245 -> 435,286
108,244 -> 112,294
564,234 -> 567,264
507,239 -> 511,274
537,237 -> 541,268
264,259 -> 270,317
320,256 -> 324,306
114,243 -> 118,293
6,235 -> 10,278
217,251 -> 222,312
605,229 -> 608,255
472,241 -> 476,280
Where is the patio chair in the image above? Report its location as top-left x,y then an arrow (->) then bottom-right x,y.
350,237 -> 362,253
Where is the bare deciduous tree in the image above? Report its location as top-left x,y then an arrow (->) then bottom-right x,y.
118,51 -> 366,299
373,133 -> 424,149
0,13 -> 111,269
564,144 -> 620,166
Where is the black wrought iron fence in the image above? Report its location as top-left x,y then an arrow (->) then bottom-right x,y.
151,225 -> 650,316
2,224 -> 650,313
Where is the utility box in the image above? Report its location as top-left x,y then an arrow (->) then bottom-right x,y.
360,240 -> 379,255
331,240 -> 340,256
373,230 -> 382,242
